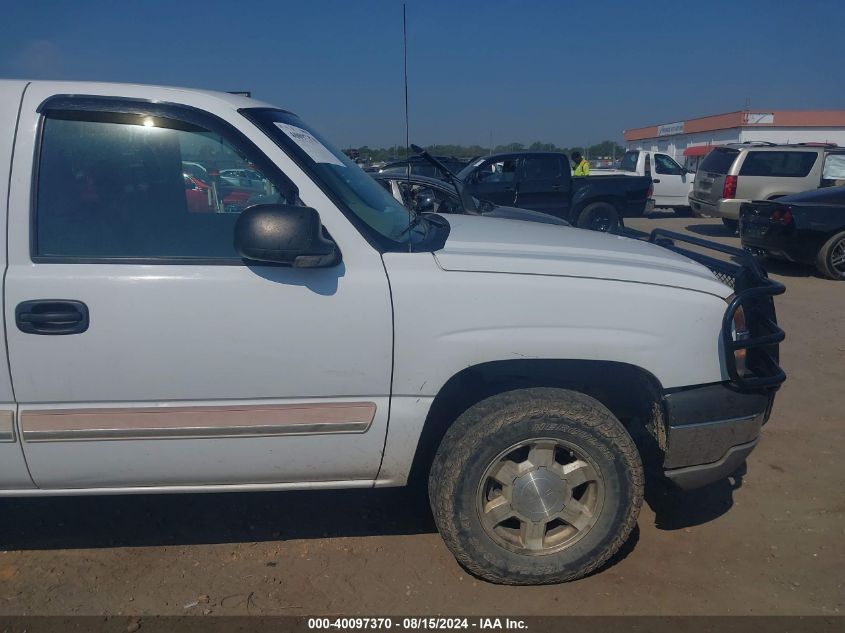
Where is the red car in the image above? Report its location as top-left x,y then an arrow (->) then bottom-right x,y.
184,173 -> 257,213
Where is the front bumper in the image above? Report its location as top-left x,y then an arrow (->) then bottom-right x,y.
647,229 -> 785,489
662,383 -> 774,490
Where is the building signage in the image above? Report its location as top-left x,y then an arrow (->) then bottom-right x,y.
743,112 -> 775,125
657,121 -> 685,136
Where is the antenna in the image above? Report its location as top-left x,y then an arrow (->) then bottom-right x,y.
403,3 -> 411,250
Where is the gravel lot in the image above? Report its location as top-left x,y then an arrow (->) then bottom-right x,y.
0,216 -> 842,617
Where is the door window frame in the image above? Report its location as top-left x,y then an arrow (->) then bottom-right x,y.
653,153 -> 684,175
30,95 -> 301,266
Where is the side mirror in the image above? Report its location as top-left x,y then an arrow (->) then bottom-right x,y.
234,204 -> 340,268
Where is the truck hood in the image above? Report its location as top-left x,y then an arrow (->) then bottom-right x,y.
433,215 -> 730,296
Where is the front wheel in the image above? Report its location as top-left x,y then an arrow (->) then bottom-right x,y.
429,388 -> 643,585
576,202 -> 620,233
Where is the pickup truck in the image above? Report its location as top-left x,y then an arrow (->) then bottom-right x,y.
456,152 -> 653,232
596,150 -> 695,215
0,80 -> 785,585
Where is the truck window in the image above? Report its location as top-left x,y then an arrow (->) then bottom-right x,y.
619,151 -> 638,172
35,112 -> 289,260
244,109 -> 418,246
739,151 -> 818,178
822,154 -> 845,184
699,148 -> 740,174
521,156 -> 565,181
654,154 -> 684,175
475,159 -> 518,183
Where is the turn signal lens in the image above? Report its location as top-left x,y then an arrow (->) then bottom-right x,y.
727,295 -> 750,377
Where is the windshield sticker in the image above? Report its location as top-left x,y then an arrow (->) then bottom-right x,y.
274,122 -> 344,166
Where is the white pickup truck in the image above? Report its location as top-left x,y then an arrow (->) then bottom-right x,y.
0,80 -> 785,585
598,150 -> 695,215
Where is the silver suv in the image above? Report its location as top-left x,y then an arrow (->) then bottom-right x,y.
689,142 -> 845,229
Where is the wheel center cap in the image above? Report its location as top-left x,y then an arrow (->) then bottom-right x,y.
511,469 -> 568,522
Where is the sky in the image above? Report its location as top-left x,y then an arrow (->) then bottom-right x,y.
2,0 -> 844,149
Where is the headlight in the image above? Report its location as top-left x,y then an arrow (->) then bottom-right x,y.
727,294 -> 750,376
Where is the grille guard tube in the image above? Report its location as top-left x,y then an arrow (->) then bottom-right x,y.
648,229 -> 786,392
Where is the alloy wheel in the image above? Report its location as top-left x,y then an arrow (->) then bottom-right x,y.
476,438 -> 604,555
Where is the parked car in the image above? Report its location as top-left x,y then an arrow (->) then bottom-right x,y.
182,160 -> 209,183
378,155 -> 469,180
219,167 -> 268,189
183,174 -> 213,212
689,142 -> 845,230
457,152 -> 653,231
373,171 -> 568,226
0,79 -> 785,585
740,185 -> 845,280
183,173 -> 268,214
598,150 -> 695,215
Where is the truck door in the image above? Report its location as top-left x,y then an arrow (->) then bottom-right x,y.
652,153 -> 692,208
5,88 -> 393,489
466,157 -> 519,206
515,155 -> 571,216
0,81 -> 36,491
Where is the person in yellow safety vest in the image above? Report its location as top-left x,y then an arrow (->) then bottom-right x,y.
571,151 -> 590,176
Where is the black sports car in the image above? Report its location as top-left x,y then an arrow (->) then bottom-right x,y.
740,185 -> 845,280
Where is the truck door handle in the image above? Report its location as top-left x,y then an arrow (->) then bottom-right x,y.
16,300 -> 89,335
552,184 -> 562,190
653,178 -> 661,183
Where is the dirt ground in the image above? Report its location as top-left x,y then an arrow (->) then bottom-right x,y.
0,216 -> 842,617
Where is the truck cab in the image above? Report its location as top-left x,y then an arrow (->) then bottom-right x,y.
600,150 -> 695,213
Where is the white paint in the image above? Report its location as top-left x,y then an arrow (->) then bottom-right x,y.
597,150 -> 694,208
1,80 -> 737,495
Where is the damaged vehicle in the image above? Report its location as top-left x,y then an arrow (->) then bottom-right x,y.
0,80 -> 785,585
373,147 -> 568,226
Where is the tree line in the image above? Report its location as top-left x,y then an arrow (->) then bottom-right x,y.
347,140 -> 626,163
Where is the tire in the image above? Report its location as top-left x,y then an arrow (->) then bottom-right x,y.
815,230 -> 845,280
722,218 -> 739,233
576,202 -> 620,233
429,388 -> 643,585
674,206 -> 693,218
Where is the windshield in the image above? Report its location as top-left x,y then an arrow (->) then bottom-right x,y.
243,109 -> 418,245
619,151 -> 638,172
457,157 -> 486,181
